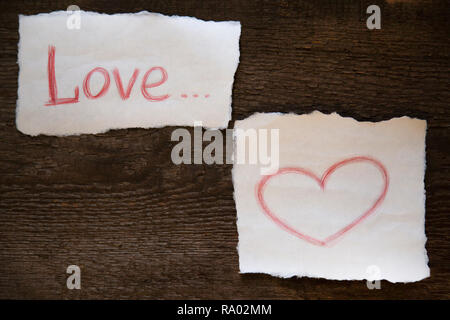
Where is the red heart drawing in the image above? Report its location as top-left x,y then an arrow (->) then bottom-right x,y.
256,156 -> 389,246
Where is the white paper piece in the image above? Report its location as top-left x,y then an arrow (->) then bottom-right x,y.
233,111 -> 429,282
16,11 -> 241,136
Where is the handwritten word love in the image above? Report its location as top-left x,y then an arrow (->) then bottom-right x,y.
45,45 -> 169,106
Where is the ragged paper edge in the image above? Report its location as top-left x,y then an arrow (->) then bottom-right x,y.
234,110 -> 426,129
232,110 -> 430,283
422,121 -> 430,281
16,11 -> 241,136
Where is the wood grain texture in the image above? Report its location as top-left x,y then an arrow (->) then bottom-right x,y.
0,0 -> 449,299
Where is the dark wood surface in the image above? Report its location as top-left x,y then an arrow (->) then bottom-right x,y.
0,0 -> 449,299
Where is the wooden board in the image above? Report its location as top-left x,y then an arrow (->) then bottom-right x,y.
0,0 -> 448,299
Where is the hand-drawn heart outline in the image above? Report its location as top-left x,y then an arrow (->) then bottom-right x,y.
256,156 -> 389,246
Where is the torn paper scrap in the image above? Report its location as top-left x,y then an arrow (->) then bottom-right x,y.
16,11 -> 241,136
233,111 -> 429,282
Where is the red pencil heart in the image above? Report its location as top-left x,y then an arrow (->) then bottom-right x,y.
256,156 -> 389,246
